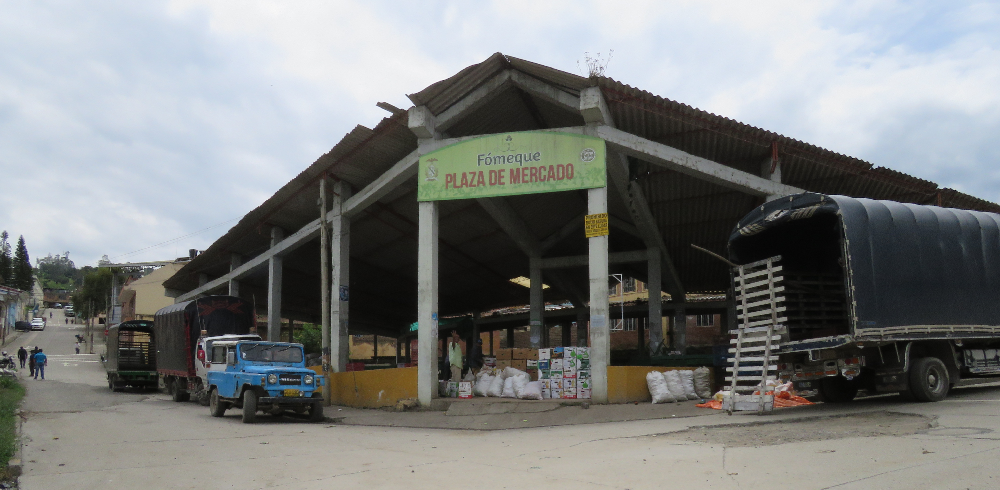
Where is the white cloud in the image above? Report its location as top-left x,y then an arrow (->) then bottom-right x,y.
2,0 -> 999,268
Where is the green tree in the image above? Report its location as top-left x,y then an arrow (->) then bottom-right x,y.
73,268 -> 113,319
293,323 -> 322,355
0,232 -> 10,286
35,252 -> 81,289
10,236 -> 32,291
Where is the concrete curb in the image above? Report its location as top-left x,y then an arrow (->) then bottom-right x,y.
6,408 -> 23,481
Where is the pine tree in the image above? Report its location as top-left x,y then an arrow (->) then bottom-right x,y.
0,231 -> 11,286
11,235 -> 33,291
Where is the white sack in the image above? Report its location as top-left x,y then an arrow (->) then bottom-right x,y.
647,371 -> 676,404
678,370 -> 699,400
663,370 -> 686,400
486,374 -> 505,397
501,376 -> 517,398
693,366 -> 713,398
474,375 -> 494,397
463,371 -> 476,382
512,373 -> 530,398
520,381 -> 543,400
503,367 -> 526,379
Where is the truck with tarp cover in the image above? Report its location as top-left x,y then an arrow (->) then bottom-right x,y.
729,193 -> 1000,402
154,295 -> 257,403
103,320 -> 157,391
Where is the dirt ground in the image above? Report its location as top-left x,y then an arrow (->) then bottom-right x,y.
656,410 -> 936,447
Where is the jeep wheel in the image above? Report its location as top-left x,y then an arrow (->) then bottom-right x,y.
209,389 -> 227,418
309,402 -> 324,422
909,357 -> 949,402
241,390 -> 258,423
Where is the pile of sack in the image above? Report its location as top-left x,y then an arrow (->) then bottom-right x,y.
472,366 -> 545,400
645,367 -> 714,404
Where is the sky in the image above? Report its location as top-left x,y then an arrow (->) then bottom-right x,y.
1,0 -> 998,268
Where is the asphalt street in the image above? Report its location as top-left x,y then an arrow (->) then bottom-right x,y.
12,308 -> 1000,490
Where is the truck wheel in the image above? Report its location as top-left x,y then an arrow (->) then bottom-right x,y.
309,402 -> 324,422
209,389 -> 227,417
172,385 -> 189,402
108,376 -> 114,391
241,390 -> 258,423
909,357 -> 950,402
818,376 -> 858,403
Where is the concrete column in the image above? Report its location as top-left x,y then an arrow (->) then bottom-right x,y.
417,200 -> 439,407
267,227 -> 284,342
489,329 -> 494,355
529,258 -> 543,348
228,254 -> 241,297
674,307 -> 687,354
330,182 -> 351,374
647,251 -> 663,354
588,186 -> 610,403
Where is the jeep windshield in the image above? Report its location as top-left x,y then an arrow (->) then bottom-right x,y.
239,344 -> 303,363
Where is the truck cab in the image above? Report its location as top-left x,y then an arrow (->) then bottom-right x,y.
206,341 -> 324,423
195,334 -> 261,395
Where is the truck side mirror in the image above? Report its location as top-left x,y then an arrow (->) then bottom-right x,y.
226,351 -> 236,366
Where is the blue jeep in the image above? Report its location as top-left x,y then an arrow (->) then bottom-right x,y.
206,341 -> 325,423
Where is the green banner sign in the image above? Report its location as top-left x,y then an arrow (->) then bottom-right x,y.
417,131 -> 606,201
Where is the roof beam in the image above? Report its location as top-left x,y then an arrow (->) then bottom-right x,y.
509,71 -> 580,112
476,197 -> 542,257
540,250 -> 648,269
435,70 -> 512,132
596,125 -> 803,197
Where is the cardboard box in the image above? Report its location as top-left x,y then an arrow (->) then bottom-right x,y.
577,377 -> 592,390
526,367 -> 539,381
524,349 -> 539,360
550,388 -> 563,399
511,359 -> 528,372
562,367 -> 576,379
526,359 -> 538,368
496,348 -> 513,360
550,359 -> 564,370
578,369 -> 591,380
484,357 -> 497,368
447,382 -> 459,398
541,379 -> 552,390
542,389 -> 552,399
564,347 -> 576,359
562,379 -> 578,399
563,357 -> 578,371
552,347 -> 564,359
538,348 -> 551,360
577,388 -> 592,399
549,369 -> 563,379
539,369 -> 550,380
495,360 -> 511,371
549,379 -> 563,390
458,381 -> 473,399
537,360 -> 550,370
579,358 -> 591,370
577,347 -> 590,359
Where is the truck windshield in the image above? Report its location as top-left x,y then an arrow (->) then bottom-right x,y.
240,344 -> 303,363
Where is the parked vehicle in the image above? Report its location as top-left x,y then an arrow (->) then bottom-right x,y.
729,193 -> 1000,402
153,296 -> 257,403
103,320 -> 157,391
14,321 -> 30,332
206,341 -> 324,423
65,305 -> 75,317
30,318 -> 45,331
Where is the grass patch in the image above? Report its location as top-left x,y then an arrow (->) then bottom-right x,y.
0,376 -> 25,472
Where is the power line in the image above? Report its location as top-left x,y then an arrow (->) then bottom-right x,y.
111,217 -> 240,261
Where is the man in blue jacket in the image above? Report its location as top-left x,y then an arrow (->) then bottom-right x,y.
33,349 -> 47,380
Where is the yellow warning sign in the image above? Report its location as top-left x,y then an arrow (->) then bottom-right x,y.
584,213 -> 609,238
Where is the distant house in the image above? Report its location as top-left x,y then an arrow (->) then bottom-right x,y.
118,262 -> 187,322
42,288 -> 71,308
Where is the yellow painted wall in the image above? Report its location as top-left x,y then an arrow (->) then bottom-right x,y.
318,367 -> 418,409
607,366 -> 713,404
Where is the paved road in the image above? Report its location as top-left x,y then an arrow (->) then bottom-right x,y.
14,311 -> 1000,489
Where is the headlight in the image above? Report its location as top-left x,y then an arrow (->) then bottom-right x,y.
304,375 -> 314,385
267,374 -> 278,384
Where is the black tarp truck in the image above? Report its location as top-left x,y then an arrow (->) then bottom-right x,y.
154,295 -> 256,402
729,193 -> 1000,402
103,320 -> 157,391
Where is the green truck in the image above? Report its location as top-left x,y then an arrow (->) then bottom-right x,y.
103,320 -> 157,391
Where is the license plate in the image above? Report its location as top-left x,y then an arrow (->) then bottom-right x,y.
283,389 -> 301,397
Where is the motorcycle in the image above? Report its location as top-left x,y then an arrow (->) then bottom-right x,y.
0,352 -> 17,375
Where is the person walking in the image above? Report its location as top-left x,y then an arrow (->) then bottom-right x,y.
33,349 -> 47,380
17,346 -> 27,369
28,347 -> 37,377
75,342 -> 80,354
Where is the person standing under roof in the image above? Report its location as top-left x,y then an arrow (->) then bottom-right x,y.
447,330 -> 463,381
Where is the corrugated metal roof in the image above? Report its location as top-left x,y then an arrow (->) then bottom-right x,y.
165,53 -> 999,336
